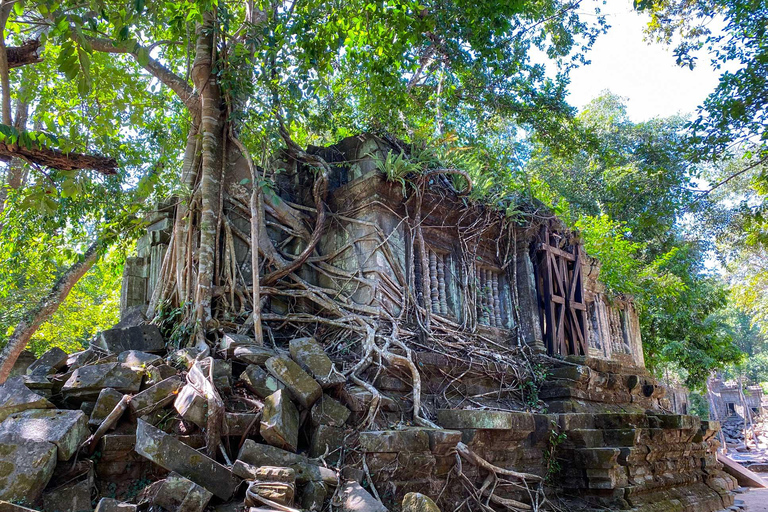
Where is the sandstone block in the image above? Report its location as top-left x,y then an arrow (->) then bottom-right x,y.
94,498 -> 137,512
340,480 -> 388,512
134,419 -> 241,500
300,481 -> 327,511
90,388 -> 125,428
402,492 -> 441,512
152,472 -> 213,512
244,467 -> 296,506
224,412 -> 260,436
261,389 -> 300,452
289,337 -> 345,388
426,429 -> 462,455
27,347 -> 68,376
118,350 -> 162,367
311,394 -> 350,427
131,375 -> 184,415
265,355 -> 322,408
0,434 -> 57,504
359,429 -> 429,453
42,478 -> 92,512
0,377 -> 53,422
174,385 -> 208,428
219,333 -> 257,357
143,364 -> 178,388
0,502 -> 43,512
62,362 -> 143,401
436,409 -> 535,431
233,345 -> 276,366
0,409 -> 88,460
310,425 -> 344,462
240,364 -> 285,399
237,441 -> 338,485
95,324 -> 165,354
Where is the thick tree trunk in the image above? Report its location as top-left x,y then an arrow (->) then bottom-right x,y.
0,238 -> 103,383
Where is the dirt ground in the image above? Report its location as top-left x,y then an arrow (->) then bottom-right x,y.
740,488 -> 768,510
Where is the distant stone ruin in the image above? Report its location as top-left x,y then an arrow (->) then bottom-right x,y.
0,135 -> 739,512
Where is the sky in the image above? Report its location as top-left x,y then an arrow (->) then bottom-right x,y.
567,3 -> 724,122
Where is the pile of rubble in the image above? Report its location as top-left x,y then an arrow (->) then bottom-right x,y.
0,321 -> 442,512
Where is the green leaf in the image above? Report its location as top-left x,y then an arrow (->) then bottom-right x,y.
136,47 -> 150,67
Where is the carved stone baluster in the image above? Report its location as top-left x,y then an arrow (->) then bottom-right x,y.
480,268 -> 490,325
483,269 -> 495,327
492,272 -> 502,327
429,250 -> 439,313
437,253 -> 448,315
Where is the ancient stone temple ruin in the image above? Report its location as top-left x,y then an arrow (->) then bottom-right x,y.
0,134 -> 738,512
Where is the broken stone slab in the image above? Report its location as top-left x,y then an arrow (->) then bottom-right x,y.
233,345 -> 276,366
143,363 -> 178,388
149,472 -> 213,512
402,492 -> 441,512
0,377 -> 54,422
219,333 -> 258,357
358,429 -> 430,453
261,389 -> 300,452
265,355 -> 322,409
240,364 -> 285,399
289,337 -> 345,389
66,350 -> 97,371
21,374 -> 53,396
42,477 -> 93,512
174,385 -> 208,428
89,388 -> 125,428
0,433 -> 57,504
310,394 -> 350,427
27,347 -> 68,376
237,441 -> 338,486
118,350 -> 162,367
62,362 -> 143,401
131,375 -> 184,415
134,419 -> 241,500
310,425 -> 344,462
0,409 -> 88,460
95,324 -> 165,354
94,498 -> 137,512
300,481 -> 327,511
340,480 -> 388,512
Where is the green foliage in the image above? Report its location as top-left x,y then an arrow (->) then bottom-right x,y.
543,420 -> 566,482
688,392 -> 710,420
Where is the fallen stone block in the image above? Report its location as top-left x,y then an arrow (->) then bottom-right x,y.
62,362 -> 143,401
0,433 -> 57,504
219,333 -> 257,357
225,412 -> 261,436
402,492 -> 441,512
300,481 -> 327,511
134,419 -> 241,499
27,347 -> 68,376
168,348 -> 204,369
436,409 -> 536,431
240,364 -> 284,399
0,409 -> 88,460
289,337 -> 345,388
131,375 -> 184,415
237,441 -> 338,485
0,502 -> 42,512
310,425 -> 344,462
89,388 -> 125,428
66,350 -> 97,371
243,467 -> 296,507
42,478 -> 92,512
233,345 -> 276,366
174,385 -> 208,428
340,480 -> 388,511
146,472 -> 213,512
359,429 -> 430,453
118,350 -> 162,367
94,324 -> 165,354
340,385 -> 398,413
0,377 -> 54,422
143,363 -> 178,388
261,389 -> 300,452
311,394 -> 350,427
21,374 -> 53,396
7,350 -> 36,378
265,355 -> 322,408
94,498 -> 137,512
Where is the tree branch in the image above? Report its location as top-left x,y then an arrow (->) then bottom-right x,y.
7,39 -> 42,68
0,139 -> 117,174
87,37 -> 199,118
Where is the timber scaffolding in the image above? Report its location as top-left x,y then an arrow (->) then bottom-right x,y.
83,133 -> 739,511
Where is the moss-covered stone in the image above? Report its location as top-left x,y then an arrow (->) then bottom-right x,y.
0,433 -> 57,504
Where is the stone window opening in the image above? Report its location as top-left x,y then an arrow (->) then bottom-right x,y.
727,402 -> 736,415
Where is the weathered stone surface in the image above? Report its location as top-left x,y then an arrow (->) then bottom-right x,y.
265,356 -> 322,409
0,377 -> 53,422
0,502 -> 43,512
134,419 -> 241,500
152,472 -> 213,512
0,434 -> 57,504
219,333 -> 257,357
245,467 -> 295,506
0,409 -> 88,460
402,493 -> 440,512
310,425 -> 344,461
311,394 -> 350,427
174,385 -> 207,428
436,409 -> 536,431
289,337 -> 345,388
359,429 -> 430,453
66,350 -> 97,371
95,325 -> 165,354
42,478 -> 92,512
7,350 -> 36,378
131,375 -> 184,415
27,347 -> 68,376
240,364 -> 284,399
224,412 -> 260,436
340,480 -> 388,512
168,348 -> 203,369
118,350 -> 162,367
233,345 -> 276,366
300,481 -> 327,511
62,362 -> 142,401
340,385 -> 398,413
261,389 -> 300,452
89,388 -> 124,428
21,374 -> 52,396
143,364 -> 178,388
94,498 -> 137,512
237,441 -> 338,485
